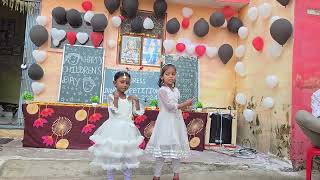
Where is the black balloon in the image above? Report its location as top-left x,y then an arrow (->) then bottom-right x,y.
154,0 -> 167,18
28,63 -> 44,81
227,17 -> 243,34
52,7 -> 67,25
104,0 -> 120,14
66,9 -> 82,28
210,12 -> 225,27
131,17 -> 143,33
218,44 -> 233,64
270,18 -> 293,45
276,0 -> 290,6
193,18 -> 209,37
91,14 -> 108,32
121,0 -> 139,18
29,25 -> 48,47
166,18 -> 180,34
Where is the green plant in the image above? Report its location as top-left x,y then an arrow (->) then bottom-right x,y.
149,99 -> 158,107
90,96 -> 99,103
22,91 -> 34,101
195,101 -> 203,108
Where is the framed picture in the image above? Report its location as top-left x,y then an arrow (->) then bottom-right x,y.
120,35 -> 141,65
142,38 -> 162,67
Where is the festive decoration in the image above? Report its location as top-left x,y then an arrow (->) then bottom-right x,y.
91,14 -> 108,32
270,16 -> 280,25
51,28 -> 66,47
22,91 -> 34,102
121,0 -> 139,18
163,40 -> 175,53
56,139 -> 69,149
111,16 -> 122,28
222,6 -> 235,19
28,63 -> 44,80
52,7 -> 67,25
258,3 -> 272,19
176,42 -> 186,53
227,17 -> 243,34
32,50 -> 47,64
218,44 -> 233,64
238,26 -> 248,40
144,121 -> 155,138
31,82 -> 45,95
21,64 -> 28,70
36,16 -> 48,26
104,0 -> 120,14
84,11 -> 94,24
76,32 -> 89,45
131,16 -> 143,32
33,118 -> 48,128
66,9 -> 83,28
107,40 -> 117,48
235,45 -> 246,58
186,44 -> 195,55
52,117 -> 72,136
210,12 -> 225,27
82,0 -> 93,11
270,18 -> 293,45
40,108 -> 55,117
277,0 -> 290,6
166,18 -> 180,34
268,41 -> 283,58
153,0 -> 167,18
235,93 -> 246,105
42,136 -> 54,147
67,32 -> 77,45
182,7 -> 193,18
29,25 -> 48,47
266,75 -> 279,88
90,32 -> 104,47
82,124 -> 95,134
252,36 -> 264,51
26,104 -> 38,114
134,115 -> 147,124
89,113 -> 103,123
75,109 -> 88,121
206,46 -> 218,58
195,45 -> 206,57
182,17 -> 190,29
221,20 -> 227,28
243,109 -> 255,122
262,97 -> 274,108
182,112 -> 190,120
247,7 -> 258,22
235,62 -> 246,77
193,18 -> 209,37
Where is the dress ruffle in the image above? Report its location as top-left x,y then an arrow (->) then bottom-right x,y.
145,143 -> 191,159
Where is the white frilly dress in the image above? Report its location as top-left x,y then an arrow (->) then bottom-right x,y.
145,86 -> 190,159
88,94 -> 144,170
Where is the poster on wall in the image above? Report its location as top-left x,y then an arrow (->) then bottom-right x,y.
142,38 -> 162,67
119,35 -> 141,65
58,45 -> 105,103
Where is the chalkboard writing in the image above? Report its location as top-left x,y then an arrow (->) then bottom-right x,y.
59,45 -> 105,103
165,55 -> 199,103
103,69 -> 160,106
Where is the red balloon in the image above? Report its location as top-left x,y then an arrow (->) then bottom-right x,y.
67,32 -> 77,45
176,43 -> 186,52
82,0 -> 93,11
222,6 -> 235,19
182,17 -> 190,29
195,45 -> 206,57
90,32 -> 104,48
252,36 -> 264,51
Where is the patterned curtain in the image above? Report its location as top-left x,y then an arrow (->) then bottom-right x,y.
1,0 -> 39,14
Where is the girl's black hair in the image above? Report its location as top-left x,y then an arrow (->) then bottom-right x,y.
114,71 -> 131,81
158,64 -> 176,87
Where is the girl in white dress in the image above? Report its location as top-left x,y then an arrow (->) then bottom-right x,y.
89,71 -> 144,180
146,64 -> 193,180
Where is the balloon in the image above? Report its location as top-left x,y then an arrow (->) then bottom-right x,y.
21,64 -> 27,70
176,43 -> 186,52
163,40 -> 175,53
252,36 -> 264,51
36,16 -> 47,26
82,1 -> 93,11
182,17 -> 190,29
51,28 -> 66,44
235,93 -> 247,105
52,7 -> 67,25
238,26 -> 249,40
277,0 -> 290,6
29,25 -> 48,47
90,32 -> 104,48
210,12 -> 225,27
52,39 -> 60,47
206,46 -> 218,58
104,0 -> 120,14
193,18 -> 209,37
76,32 -> 89,45
235,62 -> 246,77
143,17 -> 154,30
258,3 -> 272,19
218,44 -> 233,64
28,63 -> 44,80
182,7 -> 193,18
262,97 -> 274,108
266,75 -> 279,88
153,0 -> 167,18
268,41 -> 283,58
131,16 -> 143,33
32,50 -> 47,64
195,45 -> 206,57
270,16 -> 280,25
221,20 -> 227,28
66,9 -> 82,28
121,0 -> 139,18
91,14 -> 108,32
107,40 -> 117,48
247,7 -> 258,22
166,18 -> 180,34
186,44 -> 195,55
243,109 -> 255,122
227,17 -> 243,34
111,16 -> 122,28
222,6 -> 235,19
66,32 -> 77,45
270,18 -> 293,45
235,45 -> 246,58
84,11 -> 94,24
31,82 -> 45,95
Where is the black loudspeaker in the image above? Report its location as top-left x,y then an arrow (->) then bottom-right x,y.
209,113 -> 233,144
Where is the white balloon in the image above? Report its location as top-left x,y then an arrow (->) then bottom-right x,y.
84,11 -> 94,23
243,109 -> 255,122
31,82 -> 45,95
163,40 -> 175,53
76,32 -> 89,44
111,16 -> 122,28
270,16 -> 280,25
36,16 -> 47,26
186,44 -> 195,55
143,17 -> 154,30
182,7 -> 193,18
235,45 -> 246,58
236,93 -> 247,105
32,50 -> 47,64
52,39 -> 60,47
258,3 -> 272,19
20,64 -> 27,70
235,62 -> 246,77
206,46 -> 218,58
268,41 -> 283,58
238,26 -> 249,40
221,19 -> 227,28
247,7 -> 258,21
51,28 -> 66,41
265,75 -> 279,88
262,97 -> 274,108
107,40 -> 117,48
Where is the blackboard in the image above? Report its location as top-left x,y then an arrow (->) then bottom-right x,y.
59,45 -> 105,103
103,69 -> 160,106
165,55 -> 199,103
